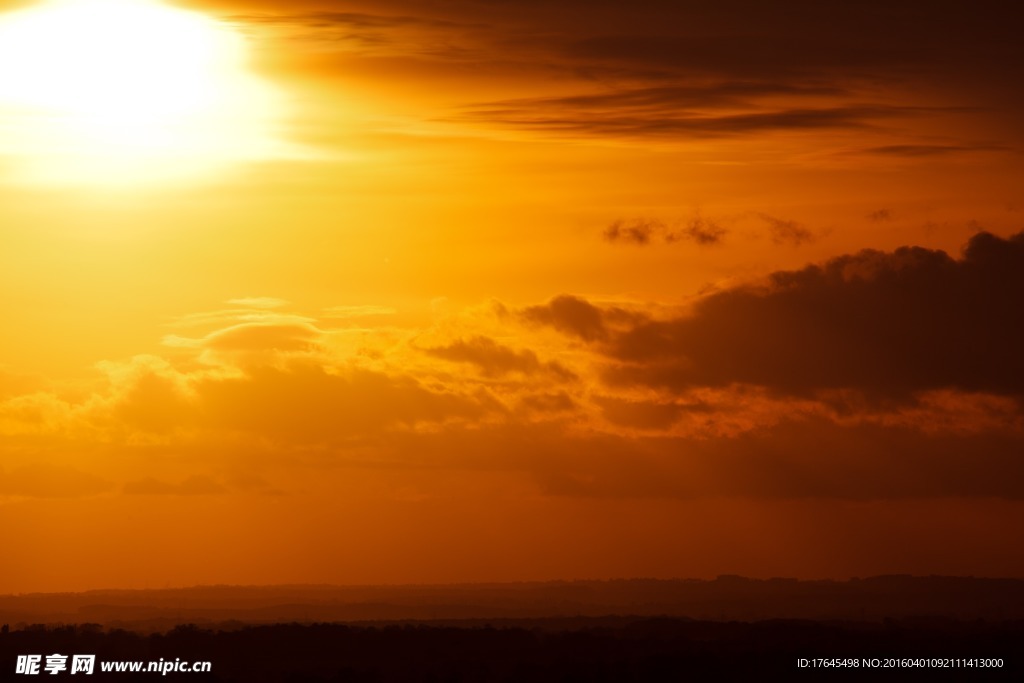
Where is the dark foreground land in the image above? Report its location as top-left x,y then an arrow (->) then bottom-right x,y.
2,617 -> 1021,682
3,577 -> 1023,680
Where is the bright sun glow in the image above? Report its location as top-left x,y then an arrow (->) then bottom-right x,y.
0,0 -> 291,184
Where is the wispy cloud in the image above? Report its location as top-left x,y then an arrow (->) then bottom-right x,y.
758,213 -> 816,246
604,216 -> 726,246
862,144 -> 1008,157
463,103 -> 914,141
226,297 -> 290,309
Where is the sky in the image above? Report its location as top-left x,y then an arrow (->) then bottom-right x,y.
0,0 -> 1022,593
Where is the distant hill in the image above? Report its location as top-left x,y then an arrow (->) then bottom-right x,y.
2,576 -> 1023,630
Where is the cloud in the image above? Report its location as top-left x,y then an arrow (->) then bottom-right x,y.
37,337 -> 506,442
1,273 -> 1022,504
861,144 -> 1007,157
494,83 -> 847,112
167,309 -> 317,330
602,231 -> 1024,400
521,295 -> 646,342
757,213 -> 816,246
195,363 -> 499,443
0,391 -> 77,436
164,323 -> 326,363
603,218 -> 660,245
212,0 -> 1024,159
220,5 -> 491,62
423,336 -> 576,380
201,323 -> 324,353
470,82 -> 856,142
550,2 -> 1024,87
669,217 -> 727,245
93,360 -> 501,442
101,356 -> 196,435
465,104 -> 912,141
521,295 -> 611,342
604,216 -> 726,246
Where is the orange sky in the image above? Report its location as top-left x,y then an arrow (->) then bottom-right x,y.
1,0 -> 1023,593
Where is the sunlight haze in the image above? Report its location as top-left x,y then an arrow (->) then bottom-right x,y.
0,0 -> 1022,594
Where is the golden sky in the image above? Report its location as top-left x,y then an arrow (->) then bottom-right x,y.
1,0 -> 1023,592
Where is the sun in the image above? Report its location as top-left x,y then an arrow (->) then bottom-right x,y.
0,0 -> 290,184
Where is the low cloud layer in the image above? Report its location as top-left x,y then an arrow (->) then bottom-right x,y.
1,233 -> 1021,503
528,231 -> 1024,400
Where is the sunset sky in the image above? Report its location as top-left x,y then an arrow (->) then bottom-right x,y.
1,0 -> 1022,593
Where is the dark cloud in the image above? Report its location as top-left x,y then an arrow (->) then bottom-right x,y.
867,209 -> 893,222
758,213 -> 816,246
522,295 -> 612,342
547,1 -> 1024,85
670,217 -> 727,245
213,1 -> 1024,94
212,0 -> 1024,151
244,2 -> 1015,60
521,295 -> 645,342
603,218 -> 660,245
586,231 -> 1024,400
478,83 -> 845,115
465,104 -> 911,141
604,216 -> 726,246
862,144 -> 1007,157
424,336 -> 576,380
